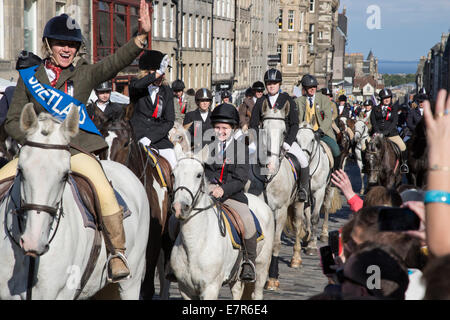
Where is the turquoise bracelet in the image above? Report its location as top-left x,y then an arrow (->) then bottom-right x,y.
424,190 -> 450,205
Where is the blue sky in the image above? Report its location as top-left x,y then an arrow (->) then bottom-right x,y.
340,0 -> 450,62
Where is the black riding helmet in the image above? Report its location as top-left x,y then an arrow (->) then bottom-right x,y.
252,81 -> 265,91
172,79 -> 185,92
363,99 -> 374,107
43,14 -> 83,43
301,74 -> 319,88
264,69 -> 282,83
195,88 -> 213,103
210,103 -> 239,127
95,81 -> 112,92
379,88 -> 393,100
221,90 -> 232,99
338,95 -> 347,102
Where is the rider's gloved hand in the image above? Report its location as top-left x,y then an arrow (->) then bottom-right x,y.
282,142 -> 291,152
157,55 -> 170,75
139,137 -> 152,146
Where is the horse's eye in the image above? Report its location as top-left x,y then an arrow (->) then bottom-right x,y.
196,173 -> 202,179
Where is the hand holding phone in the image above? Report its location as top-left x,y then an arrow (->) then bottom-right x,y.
319,245 -> 336,275
328,230 -> 340,255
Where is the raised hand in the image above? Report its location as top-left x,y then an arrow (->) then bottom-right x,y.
138,0 -> 151,34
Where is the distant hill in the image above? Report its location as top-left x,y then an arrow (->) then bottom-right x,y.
382,74 -> 416,87
378,60 -> 419,74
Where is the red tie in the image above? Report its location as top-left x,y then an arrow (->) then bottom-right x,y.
45,60 -> 62,87
152,95 -> 160,118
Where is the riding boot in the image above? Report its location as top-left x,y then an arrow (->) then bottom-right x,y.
240,234 -> 258,282
333,154 -> 342,172
102,208 -> 131,283
298,166 -> 310,202
400,150 -> 409,174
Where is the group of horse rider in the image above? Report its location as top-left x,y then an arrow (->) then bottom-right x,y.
0,2 -> 427,290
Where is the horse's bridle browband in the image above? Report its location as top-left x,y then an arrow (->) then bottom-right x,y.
23,140 -> 71,152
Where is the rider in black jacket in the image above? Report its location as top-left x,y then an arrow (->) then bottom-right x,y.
205,103 -> 257,282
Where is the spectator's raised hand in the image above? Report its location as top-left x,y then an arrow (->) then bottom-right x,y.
331,169 -> 355,201
402,201 -> 426,246
139,0 -> 152,34
423,89 -> 450,168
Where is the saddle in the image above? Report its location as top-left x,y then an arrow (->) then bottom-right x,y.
320,141 -> 334,169
142,146 -> 173,192
285,152 -> 300,181
220,204 -> 264,250
387,138 -> 401,160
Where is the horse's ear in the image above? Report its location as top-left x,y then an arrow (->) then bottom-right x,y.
174,142 -> 185,161
62,104 -> 79,138
20,103 -> 38,133
183,122 -> 193,131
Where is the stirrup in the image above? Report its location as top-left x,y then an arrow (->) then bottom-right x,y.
240,259 -> 256,283
400,163 -> 409,174
106,251 -> 132,283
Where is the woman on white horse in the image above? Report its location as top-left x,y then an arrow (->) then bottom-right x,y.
0,0 -> 152,282
206,103 -> 257,282
129,50 -> 177,169
249,68 -> 310,202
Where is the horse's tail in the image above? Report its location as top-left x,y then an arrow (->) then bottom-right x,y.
323,184 -> 342,215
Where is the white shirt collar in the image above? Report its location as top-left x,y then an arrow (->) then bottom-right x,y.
148,85 -> 160,104
269,93 -> 279,107
96,100 -> 109,112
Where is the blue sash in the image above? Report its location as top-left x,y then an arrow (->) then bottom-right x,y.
19,65 -> 101,136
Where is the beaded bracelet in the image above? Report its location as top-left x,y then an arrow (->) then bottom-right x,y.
429,164 -> 450,172
424,190 -> 450,205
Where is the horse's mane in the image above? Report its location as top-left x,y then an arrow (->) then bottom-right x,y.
36,113 -> 60,136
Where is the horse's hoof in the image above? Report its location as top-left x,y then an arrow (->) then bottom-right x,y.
290,258 -> 302,269
305,247 -> 318,256
319,235 -> 329,243
264,278 -> 280,291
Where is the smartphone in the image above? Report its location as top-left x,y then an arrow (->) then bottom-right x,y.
319,245 -> 336,275
328,230 -> 340,255
378,207 -> 420,232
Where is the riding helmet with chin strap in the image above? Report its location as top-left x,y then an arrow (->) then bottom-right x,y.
43,14 -> 83,44
301,74 -> 319,88
264,68 -> 282,83
210,103 -> 239,127
195,88 -> 213,103
95,81 -> 112,92
379,88 -> 393,100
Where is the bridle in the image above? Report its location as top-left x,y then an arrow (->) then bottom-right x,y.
172,157 -> 226,236
258,116 -> 287,183
298,127 -> 321,176
7,140 -> 68,247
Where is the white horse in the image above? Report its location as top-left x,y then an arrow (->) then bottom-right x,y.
245,102 -> 302,291
353,120 -> 370,194
0,104 -> 149,299
288,122 -> 341,260
170,144 -> 274,300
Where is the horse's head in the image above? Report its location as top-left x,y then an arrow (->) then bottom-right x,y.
261,100 -> 288,174
297,122 -> 318,160
169,122 -> 192,154
103,118 -> 132,163
17,103 -> 79,256
354,120 -> 367,143
171,143 -> 209,220
364,133 -> 384,186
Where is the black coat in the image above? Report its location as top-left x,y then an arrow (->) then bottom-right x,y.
406,108 -> 422,132
0,86 -> 15,126
129,77 -> 175,149
336,103 -> 353,119
204,137 -> 249,204
86,100 -> 125,123
183,109 -> 213,149
249,92 -> 299,146
370,104 -> 399,137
